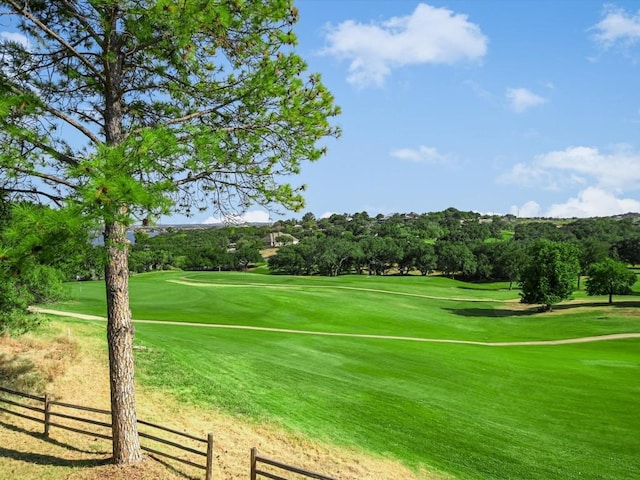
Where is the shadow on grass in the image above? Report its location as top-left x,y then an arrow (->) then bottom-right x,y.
444,307 -> 538,318
0,420 -> 110,468
0,420 -> 108,455
0,354 -> 46,395
0,420 -> 198,479
148,454 -> 200,480
0,445 -> 110,468
446,299 -> 640,318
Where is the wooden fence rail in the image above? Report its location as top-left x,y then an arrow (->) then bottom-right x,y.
0,386 -> 214,480
1,386 -> 340,480
251,447 -> 338,480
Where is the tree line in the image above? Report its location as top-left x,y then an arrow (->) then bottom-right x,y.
123,208 -> 640,309
265,210 -> 639,310
268,210 -> 639,275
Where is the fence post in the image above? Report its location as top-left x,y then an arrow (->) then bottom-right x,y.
44,394 -> 51,437
250,447 -> 257,480
205,433 -> 214,480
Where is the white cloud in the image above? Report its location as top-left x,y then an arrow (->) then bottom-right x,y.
319,211 -> 336,219
498,161 -> 555,189
322,3 -> 487,87
546,187 -> 640,218
1,31 -> 30,49
509,200 -> 541,218
499,145 -> 640,192
538,145 -> 640,191
203,210 -> 271,224
505,87 -> 547,113
592,5 -> 640,49
391,145 -> 451,164
503,144 -> 640,218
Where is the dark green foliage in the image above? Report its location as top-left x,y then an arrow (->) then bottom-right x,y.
585,258 -> 637,304
493,240 -> 526,289
563,217 -> 637,243
0,202 -> 92,334
412,242 -> 437,276
520,240 -> 580,310
130,225 -> 268,272
130,212 -> 639,281
514,221 -> 574,242
436,241 -> 476,279
614,236 -> 640,265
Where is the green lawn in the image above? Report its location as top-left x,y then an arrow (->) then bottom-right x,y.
52,271 -> 640,479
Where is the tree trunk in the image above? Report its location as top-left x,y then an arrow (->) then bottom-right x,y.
104,220 -> 143,464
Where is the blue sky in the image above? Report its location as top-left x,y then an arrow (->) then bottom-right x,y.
3,1 -> 640,224
202,0 -> 640,224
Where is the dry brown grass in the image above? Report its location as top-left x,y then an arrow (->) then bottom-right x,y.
0,321 -> 448,480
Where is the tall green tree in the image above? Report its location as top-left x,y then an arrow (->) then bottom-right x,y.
614,236 -> 640,266
520,240 -> 580,311
0,0 -> 339,464
412,242 -> 436,276
435,241 -> 476,279
576,238 -> 610,289
494,240 -> 525,290
585,258 -> 637,304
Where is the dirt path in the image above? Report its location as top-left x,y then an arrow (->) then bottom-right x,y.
30,308 -> 640,347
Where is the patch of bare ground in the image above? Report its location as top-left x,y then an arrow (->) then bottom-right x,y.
0,321 -> 448,480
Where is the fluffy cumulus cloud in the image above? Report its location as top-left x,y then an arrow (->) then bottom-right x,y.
546,187 -> 640,218
592,5 -> 640,48
511,189 -> 640,218
509,200 -> 541,218
502,145 -> 640,217
499,145 -> 640,191
321,3 -> 487,87
391,145 -> 451,164
505,87 -> 547,113
203,210 -> 271,224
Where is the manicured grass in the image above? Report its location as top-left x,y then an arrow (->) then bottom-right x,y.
52,271 -> 640,479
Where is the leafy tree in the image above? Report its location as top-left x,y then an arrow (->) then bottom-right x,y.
347,211 -> 373,238
0,0 -> 338,464
576,238 -> 610,289
585,258 -> 637,304
0,202 -> 84,334
614,236 -> 640,266
312,236 -> 352,276
436,241 -> 476,279
520,240 -> 580,311
268,243 -> 305,275
361,236 -> 401,275
232,240 -> 262,271
494,240 -> 525,290
413,242 -> 437,276
514,221 -> 574,242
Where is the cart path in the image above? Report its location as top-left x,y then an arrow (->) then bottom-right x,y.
168,278 -> 518,303
30,307 -> 640,347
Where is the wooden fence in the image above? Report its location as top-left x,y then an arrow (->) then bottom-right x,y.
1,386 -> 340,480
0,385 -> 215,480
251,447 -> 338,480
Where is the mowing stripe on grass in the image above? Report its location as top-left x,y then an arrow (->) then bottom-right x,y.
31,308 -> 640,347
168,278 -> 515,302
